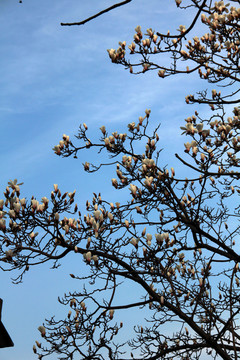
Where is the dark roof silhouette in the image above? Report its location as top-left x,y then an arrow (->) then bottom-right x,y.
0,299 -> 14,348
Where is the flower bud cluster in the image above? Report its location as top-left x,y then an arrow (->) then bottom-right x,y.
107,41 -> 126,63
146,233 -> 152,246
129,184 -> 138,197
178,25 -> 186,34
53,134 -> 70,155
83,251 -> 99,266
122,155 -> 133,169
180,122 -> 198,135
155,232 -> 169,245
203,3 -> 240,29
31,198 -> 49,213
142,158 -> 156,173
84,205 -> 105,238
60,216 -> 80,234
7,179 -> 23,194
209,111 -> 240,166
116,165 -> 128,185
103,130 -> 127,151
127,110 -> 151,133
185,36 -> 208,63
108,25 -> 162,73
130,237 -> 139,248
180,193 -> 196,208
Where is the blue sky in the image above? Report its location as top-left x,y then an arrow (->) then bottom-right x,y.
0,1 -> 217,359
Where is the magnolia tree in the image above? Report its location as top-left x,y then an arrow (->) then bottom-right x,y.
1,0 -> 240,359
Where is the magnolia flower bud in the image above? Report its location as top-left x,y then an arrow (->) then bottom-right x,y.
31,199 -> 39,210
0,200 -> 4,210
54,212 -> 59,221
92,255 -> 99,266
29,232 -> 38,240
94,210 -> 101,220
100,126 -> 106,134
158,69 -> 165,78
129,184 -> 137,196
84,162 -> 90,171
64,325 -> 71,334
9,209 -> 16,219
196,123 -> 203,132
84,251 -> 92,263
13,202 -> 21,213
36,203 -> 43,213
145,109 -> 151,117
53,145 -> 61,155
111,178 -> 118,188
107,48 -> 117,62
135,206 -> 142,214
108,212 -> 114,222
178,24 -> 186,33
146,233 -> 152,242
155,233 -> 164,245
35,341 -> 41,348
135,25 -> 141,34
38,326 -> 46,337
75,320 -> 80,329
70,298 -> 77,308
115,202 -> 120,209
130,238 -> 139,248
41,197 -> 49,205
128,122 -> 135,131
62,134 -> 69,142
109,309 -> 115,319
80,302 -> 86,311
5,249 -> 13,259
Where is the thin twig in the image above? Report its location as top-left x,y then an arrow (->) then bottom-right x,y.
61,0 -> 132,26
156,0 -> 207,38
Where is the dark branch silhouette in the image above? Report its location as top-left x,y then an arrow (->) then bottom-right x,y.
61,0 -> 132,26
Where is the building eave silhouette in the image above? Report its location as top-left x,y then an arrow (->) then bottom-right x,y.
0,299 -> 14,348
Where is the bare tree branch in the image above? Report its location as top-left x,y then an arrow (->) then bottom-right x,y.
61,0 -> 133,26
